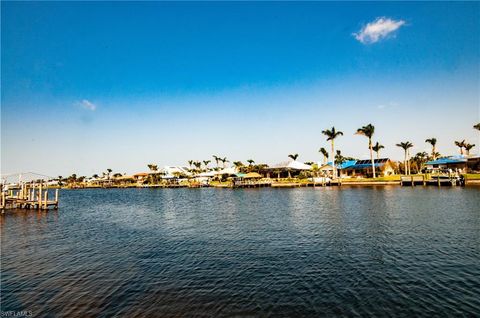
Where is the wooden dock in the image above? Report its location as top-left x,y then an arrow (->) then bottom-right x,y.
271,180 -> 341,188
232,180 -> 272,188
400,175 -> 462,187
141,184 -> 188,188
1,183 -> 59,211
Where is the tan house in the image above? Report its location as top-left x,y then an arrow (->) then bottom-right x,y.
342,158 -> 395,178
133,172 -> 149,182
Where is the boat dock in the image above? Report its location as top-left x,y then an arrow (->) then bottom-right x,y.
400,175 -> 463,187
1,183 -> 59,211
271,180 -> 342,188
141,184 -> 188,188
232,180 -> 272,188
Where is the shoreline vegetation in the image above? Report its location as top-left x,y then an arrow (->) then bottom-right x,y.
54,173 -> 480,189
7,123 -> 480,189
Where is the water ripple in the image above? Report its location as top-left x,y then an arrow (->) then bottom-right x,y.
1,187 -> 479,317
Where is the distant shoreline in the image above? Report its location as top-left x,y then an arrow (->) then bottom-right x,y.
55,179 -> 480,190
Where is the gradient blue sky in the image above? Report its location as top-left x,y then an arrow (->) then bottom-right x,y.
2,2 -> 479,177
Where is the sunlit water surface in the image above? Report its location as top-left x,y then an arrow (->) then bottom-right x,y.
2,187 -> 479,317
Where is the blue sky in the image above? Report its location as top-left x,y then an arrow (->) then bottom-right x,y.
1,2 -> 479,176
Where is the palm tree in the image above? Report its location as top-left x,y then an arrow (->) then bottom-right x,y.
212,155 -> 220,170
221,157 -> 229,168
193,161 -> 202,172
147,164 -> 158,172
464,143 -> 475,156
188,160 -> 194,169
233,161 -> 244,171
454,140 -> 465,155
68,174 -> 77,185
147,164 -> 158,182
356,124 -> 376,178
311,163 -> 320,178
396,142 -> 413,175
247,159 -> 255,166
288,153 -> 299,161
412,152 -> 428,174
92,174 -> 99,179
425,138 -> 437,160
372,142 -> 385,160
106,168 -> 112,180
322,127 -> 343,177
334,150 -> 345,166
432,151 -> 441,160
319,147 -> 329,165
203,160 -> 211,171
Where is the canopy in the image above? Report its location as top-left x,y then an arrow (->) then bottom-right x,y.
426,157 -> 467,165
243,172 -> 262,179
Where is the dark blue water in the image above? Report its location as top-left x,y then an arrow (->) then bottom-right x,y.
1,187 -> 479,317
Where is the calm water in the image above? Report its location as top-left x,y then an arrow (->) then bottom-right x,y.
1,187 -> 479,317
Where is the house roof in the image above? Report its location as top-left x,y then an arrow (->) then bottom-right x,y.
243,172 -> 262,179
325,160 -> 357,169
346,163 -> 384,170
355,158 -> 390,165
342,158 -> 391,170
115,175 -> 135,180
197,171 -> 215,177
339,160 -> 357,169
425,157 -> 467,165
287,160 -> 311,170
161,166 -> 192,176
269,160 -> 311,170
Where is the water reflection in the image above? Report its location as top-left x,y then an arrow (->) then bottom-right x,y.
2,187 -> 480,316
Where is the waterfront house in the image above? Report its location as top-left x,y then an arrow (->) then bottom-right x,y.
133,172 -> 149,182
112,175 -> 136,186
267,160 -> 311,178
467,155 -> 480,172
425,156 -> 468,173
161,166 -> 191,179
343,158 -> 395,177
318,160 -> 356,178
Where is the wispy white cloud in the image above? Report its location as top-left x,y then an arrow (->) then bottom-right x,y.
353,17 -> 405,44
79,99 -> 97,111
377,101 -> 398,110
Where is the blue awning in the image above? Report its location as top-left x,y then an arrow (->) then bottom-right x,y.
425,157 -> 467,165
